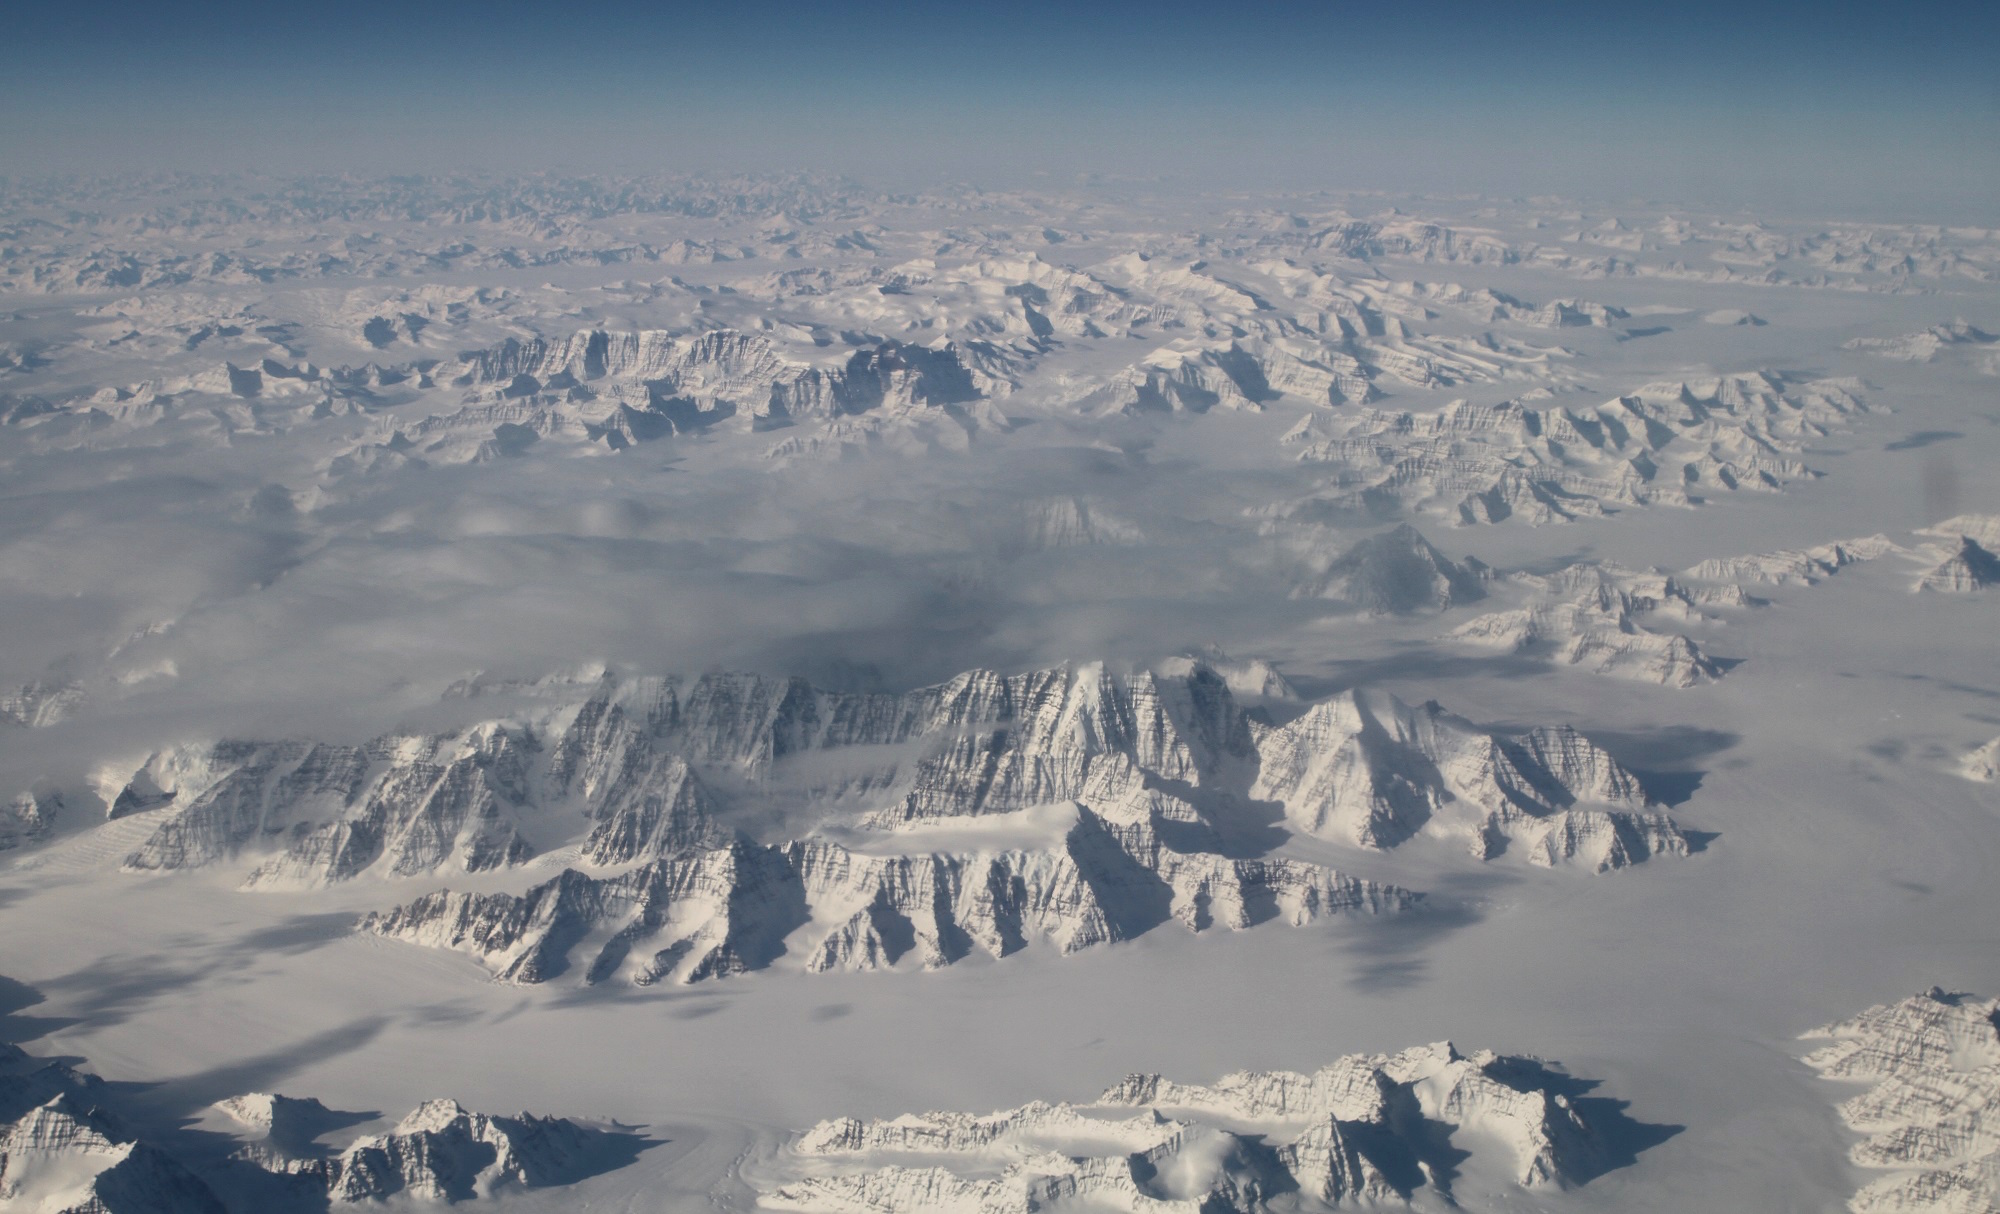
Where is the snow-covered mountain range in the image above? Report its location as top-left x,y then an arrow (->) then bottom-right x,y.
1,173 -> 1995,1213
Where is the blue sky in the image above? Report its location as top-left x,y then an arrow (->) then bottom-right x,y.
5,0 -> 1995,217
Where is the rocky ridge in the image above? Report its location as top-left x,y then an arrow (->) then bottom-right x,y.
1,1034 -> 624,1211
1453,559 -> 1745,688
1684,534 -> 1904,587
359,806 -> 1409,986
1276,372 -> 1869,526
1919,516 -> 2000,551
256,1098 -> 604,1203
1249,689 -> 1682,869
757,1041 -> 1620,1212
88,659 -> 1686,895
1803,989 -> 2000,1213
0,1043 -> 223,1214
0,1094 -> 225,1214
348,667 -> 1690,984
1844,320 -> 1997,362
1913,537 -> 2000,594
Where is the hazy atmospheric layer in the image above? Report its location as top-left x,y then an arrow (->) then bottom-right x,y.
7,0 -> 1998,221
0,173 -> 1996,1212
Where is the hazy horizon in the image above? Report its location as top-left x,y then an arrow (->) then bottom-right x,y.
6,0 -> 1996,221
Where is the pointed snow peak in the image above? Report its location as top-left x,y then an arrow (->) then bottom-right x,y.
1917,536 -> 2000,593
1308,524 -> 1487,614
